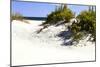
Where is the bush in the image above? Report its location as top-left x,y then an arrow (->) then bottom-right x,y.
71,10 -> 96,42
72,32 -> 86,42
70,22 -> 81,34
77,10 -> 96,32
77,10 -> 96,41
43,4 -> 74,25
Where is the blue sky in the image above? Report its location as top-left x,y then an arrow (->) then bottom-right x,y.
12,1 -> 90,17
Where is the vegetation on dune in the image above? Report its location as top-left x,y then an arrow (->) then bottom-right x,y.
70,7 -> 96,42
11,13 -> 29,24
11,13 -> 24,21
38,5 -> 96,45
38,4 -> 74,33
42,4 -> 74,25
11,5 -> 95,45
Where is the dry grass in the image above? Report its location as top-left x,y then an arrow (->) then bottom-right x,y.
11,13 -> 30,24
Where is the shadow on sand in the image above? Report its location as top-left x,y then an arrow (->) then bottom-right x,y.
57,29 -> 74,46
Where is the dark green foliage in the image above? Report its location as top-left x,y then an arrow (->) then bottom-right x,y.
71,10 -> 96,42
72,32 -> 86,42
77,10 -> 96,32
77,10 -> 96,41
43,4 -> 74,25
70,22 -> 81,34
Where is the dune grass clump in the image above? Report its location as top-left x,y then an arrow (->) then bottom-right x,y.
11,13 -> 29,24
38,4 -> 74,33
70,10 -> 96,42
42,4 -> 74,25
11,13 -> 24,21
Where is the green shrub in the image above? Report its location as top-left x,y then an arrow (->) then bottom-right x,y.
71,10 -> 96,42
44,4 -> 74,25
72,32 -> 85,42
77,10 -> 96,32
77,10 -> 96,41
70,22 -> 81,34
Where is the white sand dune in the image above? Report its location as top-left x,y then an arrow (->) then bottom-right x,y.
12,20 -> 95,66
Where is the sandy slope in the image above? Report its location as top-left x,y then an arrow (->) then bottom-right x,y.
12,20 -> 95,66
